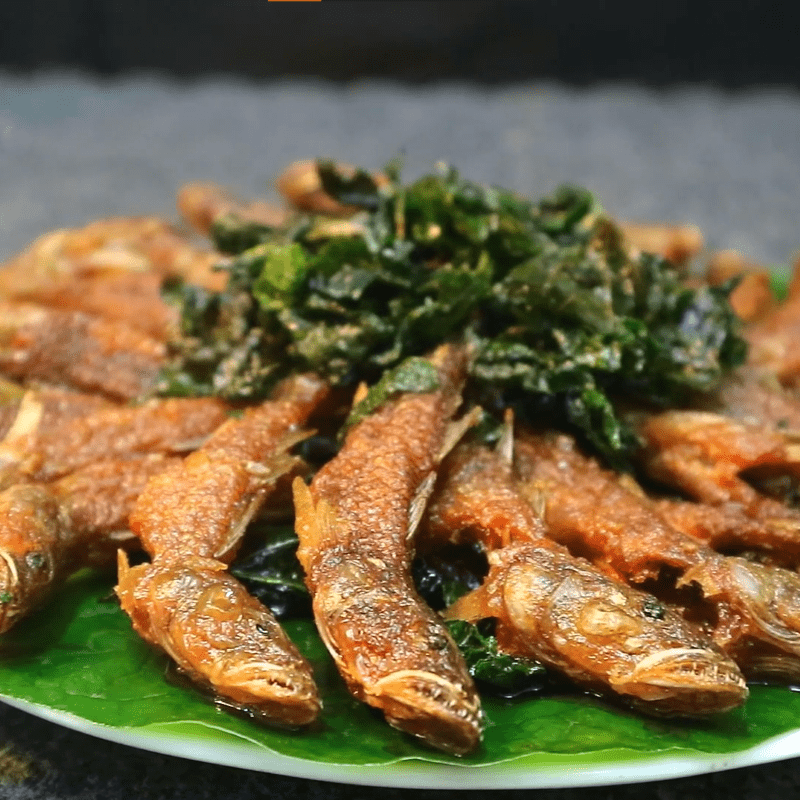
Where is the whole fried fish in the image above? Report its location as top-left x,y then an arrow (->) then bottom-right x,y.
515,431 -> 800,682
0,455 -> 177,633
0,392 -> 230,488
635,409 -> 800,560
0,301 -> 166,401
293,346 -> 483,755
118,374 -> 330,727
425,441 -> 747,716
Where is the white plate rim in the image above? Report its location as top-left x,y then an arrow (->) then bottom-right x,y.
4,694 -> 800,790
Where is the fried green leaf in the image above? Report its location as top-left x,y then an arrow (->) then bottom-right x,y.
160,161 -> 746,460
446,619 -> 549,699
210,213 -> 277,254
316,159 -> 382,210
345,357 -> 441,430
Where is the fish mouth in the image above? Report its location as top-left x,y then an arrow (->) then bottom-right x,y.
210,661 -> 322,727
368,670 -> 483,756
613,647 -> 748,715
726,559 -> 800,649
684,558 -> 800,675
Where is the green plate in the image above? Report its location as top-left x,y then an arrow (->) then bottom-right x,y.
2,570 -> 800,789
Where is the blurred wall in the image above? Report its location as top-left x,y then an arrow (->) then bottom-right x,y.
0,0 -> 797,85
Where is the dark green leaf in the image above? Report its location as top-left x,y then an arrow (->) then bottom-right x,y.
412,545 -> 486,610
316,159 -> 381,210
160,161 -> 746,461
251,243 -> 309,310
345,357 -> 441,430
210,213 -> 278,255
3,569 -> 800,770
445,619 -> 549,699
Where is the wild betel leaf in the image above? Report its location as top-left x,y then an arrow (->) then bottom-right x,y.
160,161 -> 745,462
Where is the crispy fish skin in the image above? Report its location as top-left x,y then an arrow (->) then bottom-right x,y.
1,395 -> 231,485
50,455 -> 181,556
0,384 -> 113,468
118,374 -> 330,726
426,443 -> 747,716
0,216 -> 227,296
3,384 -> 114,422
635,409 -> 800,559
0,484 -> 66,633
424,442 -> 547,550
448,544 -> 747,716
514,433 -> 705,583
130,376 -> 328,561
514,431 -> 800,681
637,367 -> 800,560
679,557 -> 800,682
0,455 -> 177,633
14,269 -> 179,341
116,553 -> 319,727
654,498 -> 798,568
636,409 -> 800,506
293,346 -> 482,756
0,302 -> 166,401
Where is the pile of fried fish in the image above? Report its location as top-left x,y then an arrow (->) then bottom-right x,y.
1,160 -> 800,756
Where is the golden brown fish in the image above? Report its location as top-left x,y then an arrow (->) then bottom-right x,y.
0,301 -> 166,401
117,374 -> 330,726
293,346 -> 483,755
703,250 -> 776,323
515,432 -> 704,584
636,409 -> 800,505
276,160 -> 389,217
0,392 -> 230,488
449,544 -> 748,716
618,220 -> 704,268
635,408 -> 800,560
515,430 -> 800,682
12,269 -> 179,341
0,454 -> 178,633
0,216 -> 227,297
117,553 -> 318,726
425,441 -> 747,716
0,382 -> 113,444
654,498 -> 796,568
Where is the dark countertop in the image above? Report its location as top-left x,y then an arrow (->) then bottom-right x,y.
1,72 -> 800,799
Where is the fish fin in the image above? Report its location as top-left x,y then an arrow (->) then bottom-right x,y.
495,408 -> 515,466
437,406 -> 482,464
292,477 -> 350,557
442,584 -> 491,623
407,471 -> 437,542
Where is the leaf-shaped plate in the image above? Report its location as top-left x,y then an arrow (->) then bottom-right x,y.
2,570 -> 800,789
